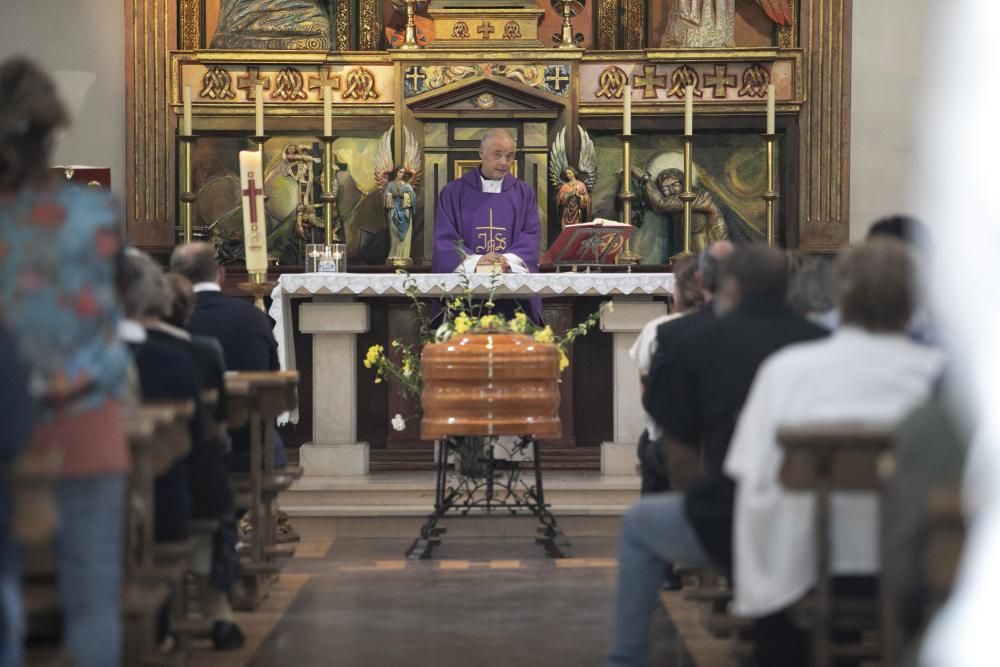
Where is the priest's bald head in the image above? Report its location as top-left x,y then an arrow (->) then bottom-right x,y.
170,241 -> 223,285
478,128 -> 517,181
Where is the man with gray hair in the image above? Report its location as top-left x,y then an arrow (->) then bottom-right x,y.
432,127 -> 542,320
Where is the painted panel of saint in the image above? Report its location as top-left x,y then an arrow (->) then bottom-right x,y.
211,0 -> 334,49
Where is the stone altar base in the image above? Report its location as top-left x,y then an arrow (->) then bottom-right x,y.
279,471 -> 639,540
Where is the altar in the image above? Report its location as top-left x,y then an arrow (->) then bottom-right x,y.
268,271 -> 674,479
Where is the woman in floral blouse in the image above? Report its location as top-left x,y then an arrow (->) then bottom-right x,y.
0,57 -> 130,666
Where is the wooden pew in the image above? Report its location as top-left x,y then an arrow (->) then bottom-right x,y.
224,370 -> 300,610
122,402 -> 194,666
778,424 -> 893,667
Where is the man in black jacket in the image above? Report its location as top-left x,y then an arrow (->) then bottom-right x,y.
169,242 -> 285,471
608,244 -> 828,667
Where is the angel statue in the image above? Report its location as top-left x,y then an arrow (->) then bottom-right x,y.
549,126 -> 597,228
374,126 -> 422,266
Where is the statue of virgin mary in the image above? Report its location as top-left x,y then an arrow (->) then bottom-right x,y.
211,0 -> 334,50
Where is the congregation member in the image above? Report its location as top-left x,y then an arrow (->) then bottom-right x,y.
641,239 -> 734,489
120,249 -> 245,649
786,252 -> 837,330
629,255 -> 704,496
0,57 -> 132,667
432,128 -> 542,320
170,241 -> 285,471
724,238 -> 944,664
0,327 -> 34,667
608,244 -> 827,667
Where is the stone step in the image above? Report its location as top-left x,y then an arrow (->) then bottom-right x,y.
281,473 -> 640,507
278,472 -> 638,539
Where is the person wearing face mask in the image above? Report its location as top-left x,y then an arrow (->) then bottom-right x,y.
432,128 -> 542,321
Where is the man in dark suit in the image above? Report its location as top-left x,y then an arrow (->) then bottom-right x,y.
169,242 -> 284,471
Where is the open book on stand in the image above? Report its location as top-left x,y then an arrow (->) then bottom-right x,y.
541,218 -> 633,266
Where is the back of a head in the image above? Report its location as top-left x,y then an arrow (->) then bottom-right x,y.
722,243 -> 789,303
834,238 -> 914,333
169,242 -> 219,285
122,248 -> 171,320
697,240 -> 735,294
0,57 -> 69,191
787,255 -> 835,316
866,215 -> 928,248
673,256 -> 707,312
164,273 -> 196,328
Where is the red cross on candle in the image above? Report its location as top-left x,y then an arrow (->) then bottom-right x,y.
242,172 -> 263,225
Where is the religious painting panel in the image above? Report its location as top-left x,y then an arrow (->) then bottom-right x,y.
184,131 -> 391,265
586,131 -> 778,263
381,0 -> 593,49
646,0 -> 794,49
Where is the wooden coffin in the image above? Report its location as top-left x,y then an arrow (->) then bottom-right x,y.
420,332 -> 561,439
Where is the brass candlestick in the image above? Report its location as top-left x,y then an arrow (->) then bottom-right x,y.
250,134 -> 268,158
399,0 -> 421,50
762,133 -> 778,247
318,135 -> 342,243
617,133 -> 641,265
676,132 -> 696,260
239,271 -> 276,313
178,134 -> 197,243
555,0 -> 581,49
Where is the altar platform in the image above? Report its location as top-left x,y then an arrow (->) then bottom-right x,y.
280,471 -> 640,540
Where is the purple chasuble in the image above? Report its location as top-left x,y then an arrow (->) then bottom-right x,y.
432,169 -> 543,321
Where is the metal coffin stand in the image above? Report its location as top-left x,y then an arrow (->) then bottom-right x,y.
405,435 -> 571,559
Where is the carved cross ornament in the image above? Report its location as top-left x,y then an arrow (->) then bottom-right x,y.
237,67 -> 270,99
634,64 -> 666,99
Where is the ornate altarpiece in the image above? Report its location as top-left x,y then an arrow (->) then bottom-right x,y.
125,0 -> 852,257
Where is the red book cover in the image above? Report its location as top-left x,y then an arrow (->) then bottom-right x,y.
542,220 -> 633,265
51,165 -> 111,190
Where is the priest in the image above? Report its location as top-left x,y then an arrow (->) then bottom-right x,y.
432,128 -> 542,321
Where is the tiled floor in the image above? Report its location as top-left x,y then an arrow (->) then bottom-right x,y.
190,536 -> 708,667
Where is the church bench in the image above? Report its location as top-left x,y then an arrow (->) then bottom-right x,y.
224,370 -> 300,610
778,424 -> 894,667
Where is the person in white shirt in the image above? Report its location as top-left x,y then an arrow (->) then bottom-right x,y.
724,238 -> 945,661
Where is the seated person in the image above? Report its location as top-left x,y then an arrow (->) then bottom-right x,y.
724,239 -> 944,663
121,249 -> 244,649
608,245 -> 827,667
169,241 -> 285,471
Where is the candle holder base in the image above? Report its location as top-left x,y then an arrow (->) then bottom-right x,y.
238,273 -> 276,313
669,250 -> 696,264
389,257 -> 413,269
616,249 -> 642,265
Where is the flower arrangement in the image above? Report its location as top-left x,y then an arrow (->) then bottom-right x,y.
362,273 -> 611,431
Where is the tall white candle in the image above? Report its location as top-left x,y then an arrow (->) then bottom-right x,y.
182,85 -> 192,136
623,84 -> 632,135
255,83 -> 264,136
766,84 -> 776,135
684,85 -> 694,136
323,85 -> 332,137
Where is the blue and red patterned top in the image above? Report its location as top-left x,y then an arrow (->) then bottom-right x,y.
0,184 -> 130,475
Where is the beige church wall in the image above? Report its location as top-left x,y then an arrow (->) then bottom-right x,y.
0,0 -> 126,198
849,0 -> 929,241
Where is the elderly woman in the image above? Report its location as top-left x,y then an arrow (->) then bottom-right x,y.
120,250 -> 244,650
0,57 -> 131,666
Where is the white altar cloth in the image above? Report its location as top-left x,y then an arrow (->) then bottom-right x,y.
268,271 -> 675,378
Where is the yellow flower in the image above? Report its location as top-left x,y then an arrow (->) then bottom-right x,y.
402,358 -> 413,378
363,344 -> 384,369
511,312 -> 528,333
454,313 -> 473,334
374,376 -> 382,384
605,301 -> 614,313
558,349 -> 569,372
478,314 -> 500,329
450,298 -> 464,310
533,325 -> 554,344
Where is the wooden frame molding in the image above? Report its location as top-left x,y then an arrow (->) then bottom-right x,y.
798,0 -> 852,250
125,0 -> 178,250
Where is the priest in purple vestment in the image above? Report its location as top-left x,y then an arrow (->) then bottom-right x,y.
432,128 -> 543,321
